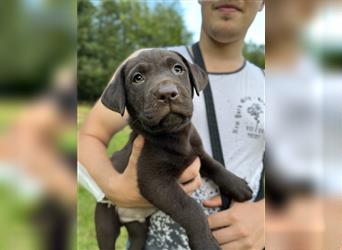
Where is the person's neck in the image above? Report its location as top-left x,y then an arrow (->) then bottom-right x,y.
198,31 -> 245,73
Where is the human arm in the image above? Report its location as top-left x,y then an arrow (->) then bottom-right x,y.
1,99 -> 77,206
79,100 -> 153,207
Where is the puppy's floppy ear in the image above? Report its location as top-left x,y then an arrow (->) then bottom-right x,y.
101,65 -> 126,116
173,51 -> 208,96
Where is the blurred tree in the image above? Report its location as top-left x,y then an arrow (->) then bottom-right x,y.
77,0 -> 101,101
0,0 -> 75,95
243,42 -> 265,69
77,0 -> 192,101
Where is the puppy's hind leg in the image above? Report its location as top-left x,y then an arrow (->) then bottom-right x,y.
125,220 -> 149,250
95,202 -> 121,250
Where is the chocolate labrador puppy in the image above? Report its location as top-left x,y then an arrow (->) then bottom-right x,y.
95,49 -> 253,250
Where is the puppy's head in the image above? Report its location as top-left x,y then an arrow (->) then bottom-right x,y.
101,49 -> 208,133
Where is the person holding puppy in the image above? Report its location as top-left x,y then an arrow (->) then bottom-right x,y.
79,0 -> 265,249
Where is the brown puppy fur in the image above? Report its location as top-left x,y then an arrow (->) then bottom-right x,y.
96,49 -> 252,250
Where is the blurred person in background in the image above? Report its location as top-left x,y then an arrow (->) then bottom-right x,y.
265,0 -> 342,249
79,0 -> 265,249
0,61 -> 77,250
265,0 -> 323,206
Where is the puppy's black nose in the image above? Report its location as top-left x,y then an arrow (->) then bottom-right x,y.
155,83 -> 179,102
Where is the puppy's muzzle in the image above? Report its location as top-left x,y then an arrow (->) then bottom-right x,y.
154,83 -> 179,103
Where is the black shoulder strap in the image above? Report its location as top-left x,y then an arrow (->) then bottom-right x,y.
190,42 -> 264,206
192,42 -> 225,166
191,42 -> 231,209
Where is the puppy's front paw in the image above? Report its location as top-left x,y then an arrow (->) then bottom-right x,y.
227,177 -> 253,202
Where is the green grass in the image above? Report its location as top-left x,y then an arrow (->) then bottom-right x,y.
77,103 -> 131,250
0,185 -> 39,250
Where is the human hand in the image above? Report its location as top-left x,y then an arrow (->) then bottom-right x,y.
205,196 -> 265,250
108,135 -> 151,207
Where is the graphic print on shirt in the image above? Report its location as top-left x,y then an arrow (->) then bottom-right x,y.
232,96 -> 265,139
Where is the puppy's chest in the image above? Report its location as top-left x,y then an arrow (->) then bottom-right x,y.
141,140 -> 196,173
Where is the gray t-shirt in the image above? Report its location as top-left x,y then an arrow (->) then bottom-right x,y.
145,46 -> 265,250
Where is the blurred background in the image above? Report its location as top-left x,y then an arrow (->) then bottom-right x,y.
0,0 -> 76,250
77,0 -> 264,249
265,0 -> 342,249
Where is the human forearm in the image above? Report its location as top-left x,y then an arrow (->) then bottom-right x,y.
10,135 -> 77,206
31,149 -> 77,206
78,132 -> 119,197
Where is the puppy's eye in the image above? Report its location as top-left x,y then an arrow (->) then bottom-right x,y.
172,64 -> 184,75
132,72 -> 145,84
